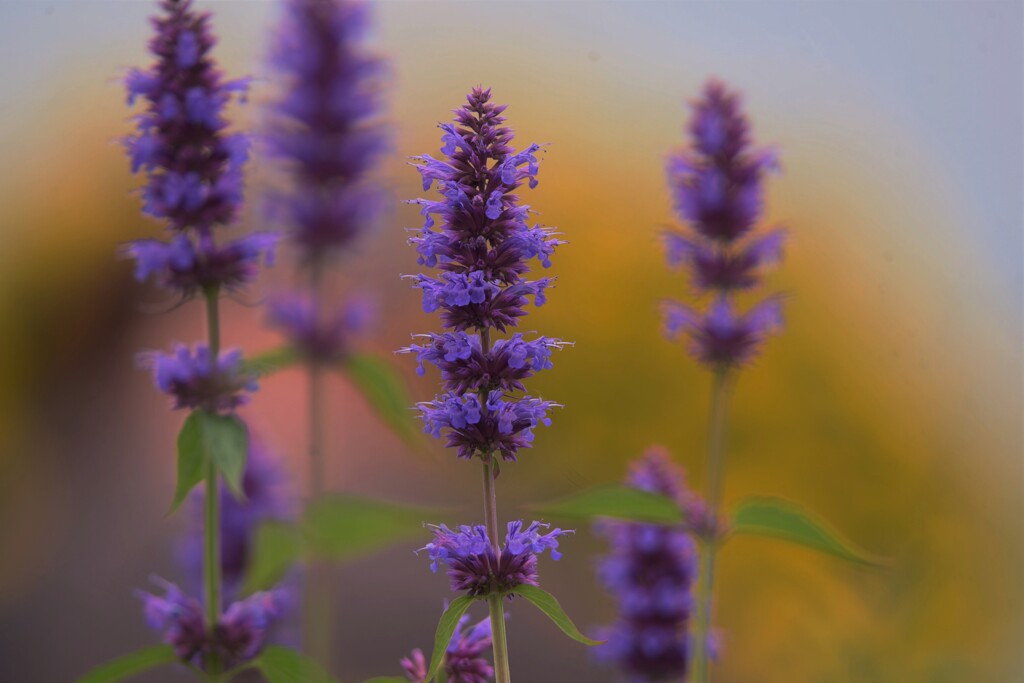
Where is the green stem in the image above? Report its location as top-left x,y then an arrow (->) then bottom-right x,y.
692,369 -> 730,683
487,593 -> 511,683
204,286 -> 221,357
304,257 -> 333,673
308,256 -> 326,495
202,286 -> 223,677
482,458 -> 512,683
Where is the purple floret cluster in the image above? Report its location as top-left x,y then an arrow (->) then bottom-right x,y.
402,613 -> 494,683
138,577 -> 285,671
662,80 -> 785,369
267,292 -> 374,363
597,449 -> 707,682
140,343 -> 258,414
123,0 -> 277,298
421,521 -> 572,597
125,232 -> 279,297
403,87 -> 566,465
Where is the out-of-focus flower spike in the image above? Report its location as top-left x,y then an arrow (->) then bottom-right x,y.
662,79 -> 785,370
596,448 -> 710,682
265,0 -> 387,258
123,0 -> 252,233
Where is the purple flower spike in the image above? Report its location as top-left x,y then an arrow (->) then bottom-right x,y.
420,521 -> 572,597
405,88 -> 565,465
138,577 -> 285,671
124,0 -> 251,232
266,0 -> 387,258
122,0 -> 277,296
663,80 -> 785,370
402,612 -> 494,683
140,343 -> 258,413
596,449 -> 706,682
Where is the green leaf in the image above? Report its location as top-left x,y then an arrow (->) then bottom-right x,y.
172,410 -> 248,511
244,346 -> 300,377
425,596 -> 475,683
75,645 -> 177,683
342,353 -> 419,444
171,412 -> 208,512
243,495 -> 434,591
731,497 -> 881,567
241,520 -> 303,594
195,410 -> 248,498
362,678 -> 410,683
255,646 -> 336,683
513,584 -> 604,646
529,484 -> 683,524
303,494 -> 429,560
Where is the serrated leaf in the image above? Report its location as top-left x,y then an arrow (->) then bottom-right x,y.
171,412 -> 208,513
731,497 -> 881,567
513,584 -> 604,646
425,596 -> 475,683
244,346 -> 300,377
255,645 -> 336,683
75,645 -> 177,683
529,484 -> 683,524
241,521 -> 303,595
303,494 -> 429,560
342,353 -> 419,444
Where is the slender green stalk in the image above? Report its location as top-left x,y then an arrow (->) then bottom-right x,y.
482,459 -> 512,683
482,457 -> 500,550
692,369 -> 731,683
202,286 -> 223,677
204,284 -> 222,366
487,592 -> 511,683
304,256 -> 333,672
308,257 -> 326,494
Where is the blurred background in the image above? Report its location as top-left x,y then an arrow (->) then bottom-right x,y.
0,1 -> 1020,682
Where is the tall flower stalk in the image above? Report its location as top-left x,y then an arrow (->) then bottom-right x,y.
661,80 -> 785,682
264,0 -> 386,669
403,87 -> 568,683
122,0 -> 279,675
